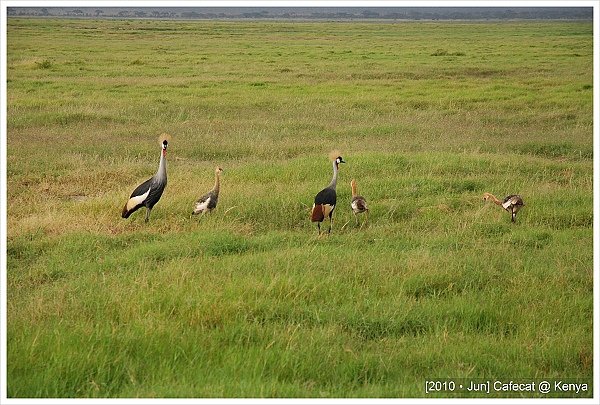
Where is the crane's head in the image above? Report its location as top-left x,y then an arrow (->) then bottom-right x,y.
327,150 -> 345,169
159,133 -> 171,156
482,192 -> 492,202
215,166 -> 223,175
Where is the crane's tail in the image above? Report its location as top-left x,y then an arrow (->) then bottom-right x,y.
311,204 -> 325,222
122,201 -> 143,218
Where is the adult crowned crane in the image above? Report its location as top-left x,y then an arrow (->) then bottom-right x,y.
192,166 -> 223,216
121,134 -> 170,222
311,151 -> 346,235
483,192 -> 525,223
350,179 -> 369,226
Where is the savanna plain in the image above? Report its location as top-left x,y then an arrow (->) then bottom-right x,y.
5,18 -> 594,398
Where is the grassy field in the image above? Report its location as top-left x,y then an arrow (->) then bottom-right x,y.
5,18 -> 594,398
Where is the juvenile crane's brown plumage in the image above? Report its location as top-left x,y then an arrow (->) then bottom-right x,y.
311,153 -> 345,234
350,179 -> 369,226
483,192 -> 525,223
192,167 -> 223,215
121,134 -> 170,222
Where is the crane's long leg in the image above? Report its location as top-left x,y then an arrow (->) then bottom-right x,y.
354,212 -> 359,226
145,207 -> 152,223
511,210 -> 516,223
328,215 -> 333,234
360,211 -> 368,230
317,222 -> 321,235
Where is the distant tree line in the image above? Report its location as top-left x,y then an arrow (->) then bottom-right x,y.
7,7 -> 593,20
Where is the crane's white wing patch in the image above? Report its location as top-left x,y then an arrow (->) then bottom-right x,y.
126,187 -> 151,211
194,197 -> 211,214
322,204 -> 334,217
502,197 -> 518,210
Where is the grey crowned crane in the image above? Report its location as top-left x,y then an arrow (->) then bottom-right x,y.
350,179 -> 369,226
121,134 -> 169,222
192,166 -> 223,215
311,153 -> 345,234
483,192 -> 525,223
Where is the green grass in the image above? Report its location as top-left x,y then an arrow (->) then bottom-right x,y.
6,18 -> 593,398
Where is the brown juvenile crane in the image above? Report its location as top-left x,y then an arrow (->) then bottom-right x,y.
122,134 -> 170,222
483,192 -> 525,223
350,179 -> 369,226
311,152 -> 345,235
192,166 -> 223,216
